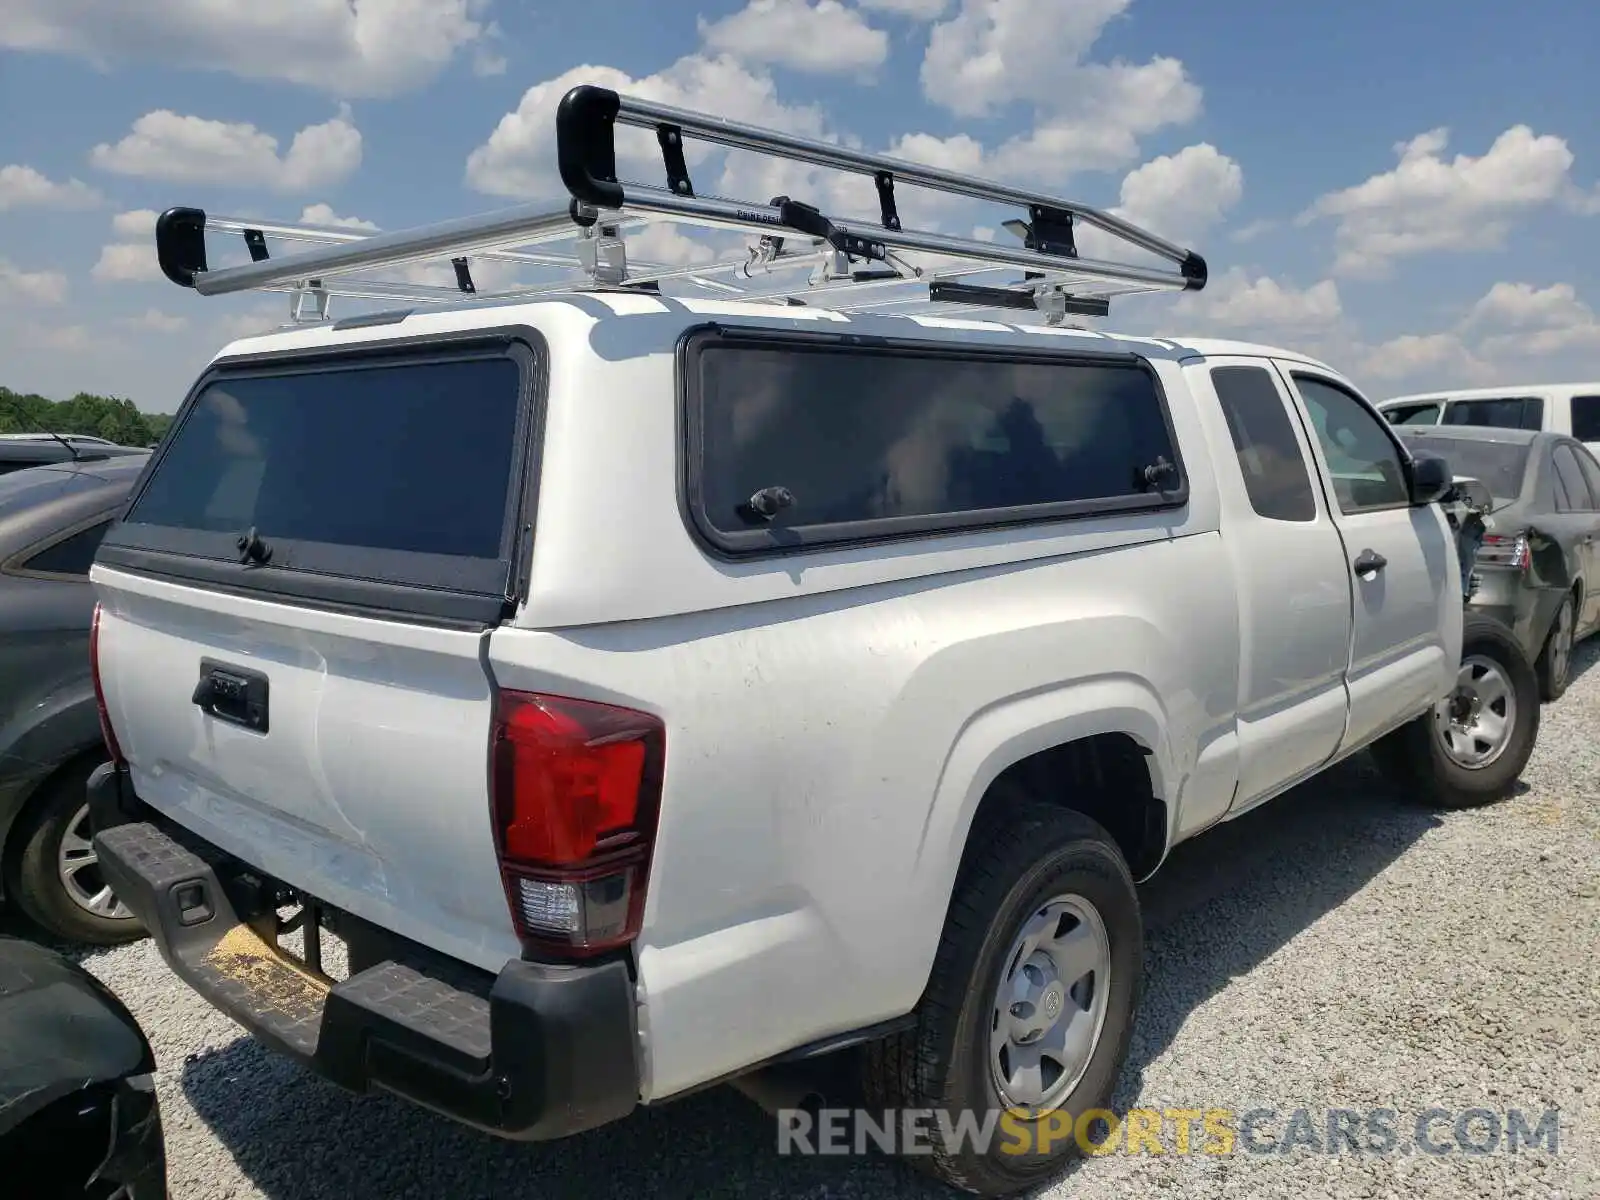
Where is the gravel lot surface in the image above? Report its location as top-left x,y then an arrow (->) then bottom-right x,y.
18,640 -> 1597,1200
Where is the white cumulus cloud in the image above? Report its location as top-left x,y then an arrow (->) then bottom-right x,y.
1173,268 -> 1343,331
118,309 -> 189,333
859,0 -> 949,15
1464,282 -> 1600,359
0,164 -> 103,211
888,2 -> 1200,191
1299,126 -> 1581,278
300,203 -> 380,231
0,259 -> 70,305
91,107 -> 363,193
93,211 -> 163,284
699,0 -> 889,75
1,0 -> 492,98
466,57 -> 834,201
1361,333 -> 1493,384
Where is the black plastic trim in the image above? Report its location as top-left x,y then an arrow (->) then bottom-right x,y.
675,323 -> 1191,561
93,545 -> 512,628
556,85 -> 624,209
656,123 -> 693,196
1024,205 -> 1078,258
1181,251 -> 1209,290
92,816 -> 641,1143
874,171 -> 900,231
155,207 -> 207,288
95,326 -> 549,627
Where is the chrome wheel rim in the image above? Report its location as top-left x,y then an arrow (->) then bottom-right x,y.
1434,654 -> 1517,770
58,803 -> 133,921
988,893 -> 1111,1113
1549,600 -> 1573,688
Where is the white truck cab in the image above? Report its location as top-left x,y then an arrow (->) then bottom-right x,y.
85,85 -> 1540,1198
1379,383 -> 1600,454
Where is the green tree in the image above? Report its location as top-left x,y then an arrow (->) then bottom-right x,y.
0,386 -> 171,447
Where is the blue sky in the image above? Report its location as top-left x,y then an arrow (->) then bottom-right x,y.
2,0 -> 1597,413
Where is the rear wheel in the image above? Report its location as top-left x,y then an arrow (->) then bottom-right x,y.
862,795 -> 1142,1197
1373,613 -> 1540,810
1536,591 -> 1577,702
5,759 -> 144,946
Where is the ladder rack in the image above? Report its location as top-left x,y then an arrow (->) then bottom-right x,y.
153,82 -> 1209,325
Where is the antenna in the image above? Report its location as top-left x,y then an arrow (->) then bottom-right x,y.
152,83 -> 1208,326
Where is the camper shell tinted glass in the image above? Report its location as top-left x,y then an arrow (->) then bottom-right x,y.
98,332 -> 543,625
680,327 -> 1188,556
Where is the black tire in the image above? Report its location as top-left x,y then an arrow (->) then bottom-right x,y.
861,794 -> 1142,1197
1372,612 -> 1540,810
1536,591 -> 1577,703
4,757 -> 145,946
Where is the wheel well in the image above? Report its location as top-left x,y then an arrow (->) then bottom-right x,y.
2,747 -> 106,880
965,733 -> 1167,881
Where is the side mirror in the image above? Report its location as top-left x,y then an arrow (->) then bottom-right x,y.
1408,453 -> 1453,505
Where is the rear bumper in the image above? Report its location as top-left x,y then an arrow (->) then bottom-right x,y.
88,765 -> 641,1142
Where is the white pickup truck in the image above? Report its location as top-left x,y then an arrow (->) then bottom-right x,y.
87,87 -> 1539,1197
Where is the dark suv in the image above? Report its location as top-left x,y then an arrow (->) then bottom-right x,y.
0,455 -> 148,943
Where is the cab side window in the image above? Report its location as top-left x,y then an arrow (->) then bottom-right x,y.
1210,366 -> 1317,522
1572,395 -> 1600,443
1292,375 -> 1410,513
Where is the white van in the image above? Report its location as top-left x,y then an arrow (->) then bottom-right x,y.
1378,383 -> 1600,453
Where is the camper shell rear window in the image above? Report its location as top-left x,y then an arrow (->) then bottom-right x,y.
97,331 -> 543,625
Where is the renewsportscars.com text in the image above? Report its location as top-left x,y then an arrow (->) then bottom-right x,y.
776,1106 -> 1563,1158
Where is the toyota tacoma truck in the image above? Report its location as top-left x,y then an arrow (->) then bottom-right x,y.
85,83 -> 1539,1198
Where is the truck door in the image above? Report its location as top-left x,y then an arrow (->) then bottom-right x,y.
1190,360 -> 1353,811
1277,367 -> 1460,753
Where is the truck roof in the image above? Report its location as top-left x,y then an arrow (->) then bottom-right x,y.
1382,382 -> 1600,405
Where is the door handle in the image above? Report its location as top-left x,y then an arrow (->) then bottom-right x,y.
1353,549 -> 1387,578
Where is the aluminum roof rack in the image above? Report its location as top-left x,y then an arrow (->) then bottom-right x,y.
153,82 -> 1209,325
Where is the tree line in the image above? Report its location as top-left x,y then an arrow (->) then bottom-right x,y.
0,386 -> 172,448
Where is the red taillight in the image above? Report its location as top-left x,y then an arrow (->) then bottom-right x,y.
89,603 -> 126,767
1478,532 -> 1531,572
490,690 -> 665,958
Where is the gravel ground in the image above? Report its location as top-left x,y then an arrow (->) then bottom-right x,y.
22,639 -> 1599,1200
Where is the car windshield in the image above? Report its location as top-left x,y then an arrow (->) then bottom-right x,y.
1404,436 -> 1531,502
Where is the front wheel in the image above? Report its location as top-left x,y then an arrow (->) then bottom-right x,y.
1373,613 -> 1540,810
861,796 -> 1142,1196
